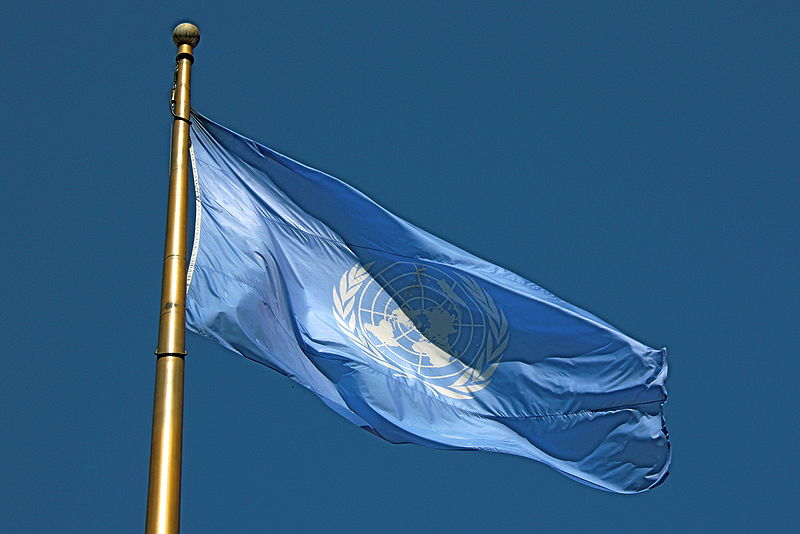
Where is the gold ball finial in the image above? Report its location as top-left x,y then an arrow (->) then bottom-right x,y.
172,23 -> 200,47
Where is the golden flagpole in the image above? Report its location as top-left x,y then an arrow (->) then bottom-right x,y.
145,22 -> 199,534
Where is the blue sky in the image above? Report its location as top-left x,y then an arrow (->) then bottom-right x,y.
2,2 -> 797,532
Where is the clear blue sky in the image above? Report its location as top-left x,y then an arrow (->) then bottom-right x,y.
3,1 -> 797,532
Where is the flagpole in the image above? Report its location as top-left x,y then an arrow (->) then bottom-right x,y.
145,22 -> 199,534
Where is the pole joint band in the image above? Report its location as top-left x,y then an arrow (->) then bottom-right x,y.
155,351 -> 187,358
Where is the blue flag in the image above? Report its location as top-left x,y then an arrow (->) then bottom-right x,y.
186,111 -> 670,493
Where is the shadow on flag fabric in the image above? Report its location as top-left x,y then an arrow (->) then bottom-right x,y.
185,111 -> 670,493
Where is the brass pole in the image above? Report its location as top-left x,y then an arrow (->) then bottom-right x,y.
145,22 -> 199,534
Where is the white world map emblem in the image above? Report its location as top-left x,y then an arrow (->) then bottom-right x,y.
332,262 -> 509,399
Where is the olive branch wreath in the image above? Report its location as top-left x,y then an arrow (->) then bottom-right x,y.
332,263 -> 509,400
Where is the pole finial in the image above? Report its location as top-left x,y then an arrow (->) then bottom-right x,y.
173,23 -> 200,48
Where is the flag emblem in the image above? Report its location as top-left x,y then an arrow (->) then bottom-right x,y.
333,262 -> 509,399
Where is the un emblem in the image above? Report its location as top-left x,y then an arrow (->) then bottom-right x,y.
332,262 -> 508,399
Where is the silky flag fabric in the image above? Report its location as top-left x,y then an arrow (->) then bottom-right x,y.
186,111 -> 670,493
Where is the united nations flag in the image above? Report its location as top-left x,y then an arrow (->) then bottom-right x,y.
185,111 -> 670,494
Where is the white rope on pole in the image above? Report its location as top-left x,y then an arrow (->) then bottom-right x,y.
186,143 -> 202,290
